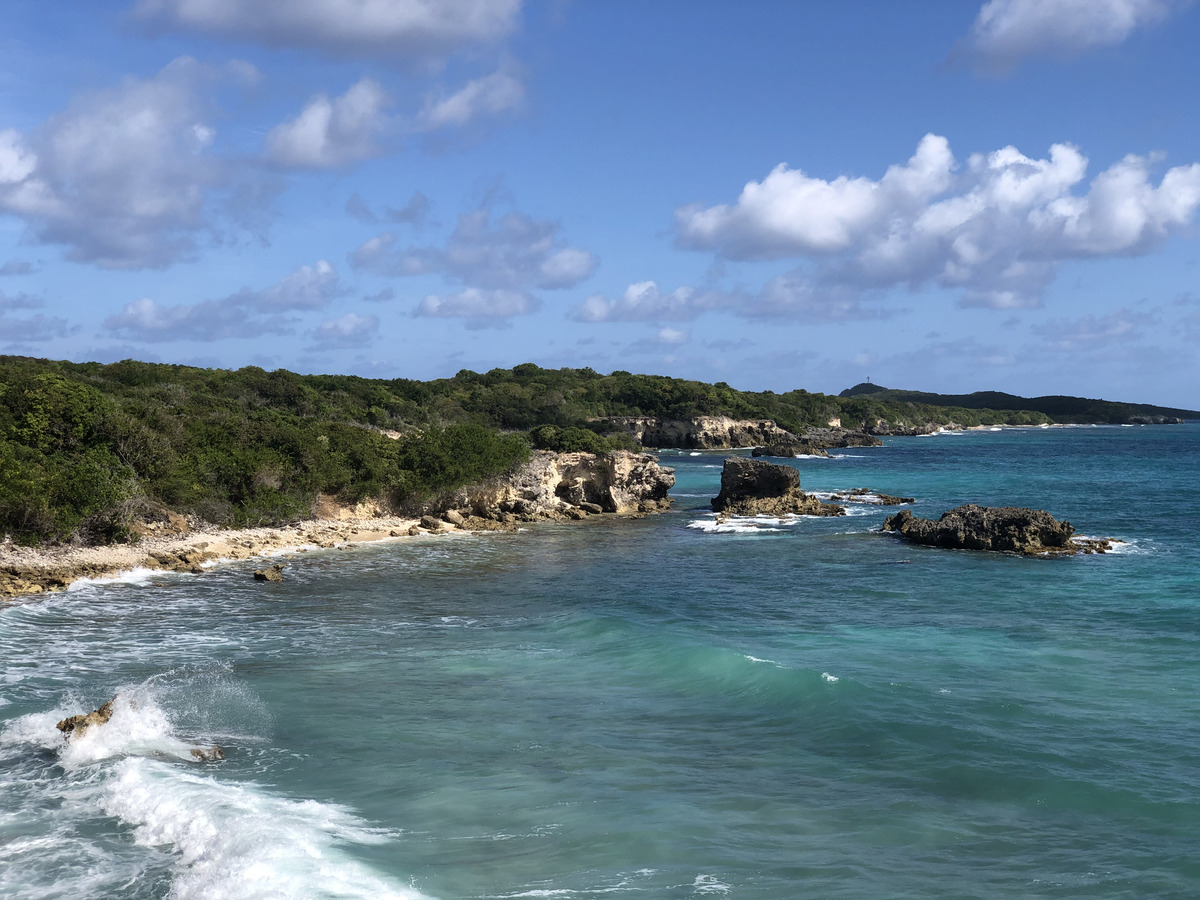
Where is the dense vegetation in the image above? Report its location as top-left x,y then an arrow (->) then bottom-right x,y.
840,383 -> 1199,424
0,357 -> 529,545
3,355 -> 1153,547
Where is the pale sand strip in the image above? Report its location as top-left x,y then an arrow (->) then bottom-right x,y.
0,513 -> 445,599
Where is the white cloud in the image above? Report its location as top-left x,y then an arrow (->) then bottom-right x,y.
572,281 -> 722,322
654,327 -> 689,345
310,312 -> 379,348
676,134 -> 1200,309
0,58 -> 248,269
676,134 -> 956,259
415,287 -> 537,319
103,260 -> 339,341
573,274 -> 893,324
135,0 -> 523,61
266,79 -> 391,168
103,296 -> 272,342
237,259 -> 342,310
351,203 -> 597,290
418,67 -> 524,130
963,0 -> 1181,71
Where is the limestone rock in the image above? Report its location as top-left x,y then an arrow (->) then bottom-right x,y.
711,457 -> 845,517
882,505 -> 1112,555
443,509 -> 465,526
753,444 -> 831,458
603,416 -> 796,450
451,450 -> 675,521
253,564 -> 285,582
56,699 -> 115,738
190,746 -> 226,761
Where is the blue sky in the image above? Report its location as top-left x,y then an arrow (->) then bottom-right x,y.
2,0 -> 1198,407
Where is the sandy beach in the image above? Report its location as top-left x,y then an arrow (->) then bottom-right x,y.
0,511 -> 450,599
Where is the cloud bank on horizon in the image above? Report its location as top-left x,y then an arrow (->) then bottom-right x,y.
1,0 -> 1198,405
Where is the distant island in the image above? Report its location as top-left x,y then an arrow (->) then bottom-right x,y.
1,354 -> 1194,550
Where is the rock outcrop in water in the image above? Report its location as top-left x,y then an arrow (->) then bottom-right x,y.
56,699 -> 115,739
452,450 -> 675,523
711,457 -> 845,517
56,696 -> 227,761
882,505 -> 1114,555
253,564 -> 285,582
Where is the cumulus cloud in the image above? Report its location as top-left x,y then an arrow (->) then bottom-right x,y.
233,259 -> 342,311
418,67 -> 525,130
0,260 -> 33,276
0,291 -> 41,311
103,260 -> 339,341
135,0 -> 523,61
0,58 -> 251,269
310,312 -> 379,348
266,79 -> 391,168
351,201 -> 597,319
0,291 -> 75,343
675,134 -> 1200,309
346,190 -> 432,228
103,296 -> 272,342
962,0 -> 1182,72
415,287 -> 537,320
572,281 -> 724,322
573,274 -> 893,325
386,191 -> 431,227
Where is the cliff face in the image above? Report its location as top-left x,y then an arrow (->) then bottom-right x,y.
452,450 -> 675,520
604,416 -> 795,449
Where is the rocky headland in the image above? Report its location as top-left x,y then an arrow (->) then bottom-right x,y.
882,505 -> 1115,555
752,427 -> 884,458
603,416 -> 796,450
711,457 -> 845,517
1,449 -> 675,599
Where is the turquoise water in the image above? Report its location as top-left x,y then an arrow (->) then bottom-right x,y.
3,425 -> 1199,898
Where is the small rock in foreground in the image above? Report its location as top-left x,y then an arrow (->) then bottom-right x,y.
253,564 -> 285,582
56,699 -> 115,738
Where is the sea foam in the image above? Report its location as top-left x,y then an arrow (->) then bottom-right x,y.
101,757 -> 427,900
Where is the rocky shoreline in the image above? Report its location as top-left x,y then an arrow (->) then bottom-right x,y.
1,449 -> 675,600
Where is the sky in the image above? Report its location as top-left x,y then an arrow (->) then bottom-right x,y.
1,0 -> 1199,407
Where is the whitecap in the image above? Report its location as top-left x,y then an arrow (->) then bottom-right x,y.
101,757 -> 427,900
66,567 -> 164,591
692,874 -> 732,894
687,518 -> 783,534
821,672 -> 839,683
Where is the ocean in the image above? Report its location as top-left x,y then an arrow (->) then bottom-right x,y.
3,424 -> 1199,899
